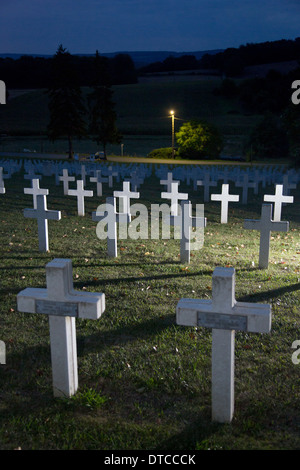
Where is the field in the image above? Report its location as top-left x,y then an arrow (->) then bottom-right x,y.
0,79 -> 262,158
0,159 -> 299,450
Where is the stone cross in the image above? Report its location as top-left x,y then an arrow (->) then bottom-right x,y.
24,178 -> 49,209
67,180 -> 93,216
196,172 -> 217,202
263,184 -> 294,221
282,174 -> 296,196
176,267 -> 271,423
24,168 -> 42,182
106,165 -> 118,188
0,167 -> 5,194
167,200 -> 206,263
92,196 -> 130,257
125,171 -> 144,191
235,173 -> 256,204
59,169 -> 75,195
160,172 -> 178,192
211,184 -> 239,223
161,181 -> 188,216
24,194 -> 61,252
114,181 -> 140,218
17,258 -> 105,397
90,170 -> 108,196
244,203 -> 289,268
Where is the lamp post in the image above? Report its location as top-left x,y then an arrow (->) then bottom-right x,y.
170,110 -> 175,158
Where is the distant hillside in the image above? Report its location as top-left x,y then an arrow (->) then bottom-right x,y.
0,49 -> 224,68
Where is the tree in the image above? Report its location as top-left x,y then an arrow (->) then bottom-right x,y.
246,113 -> 289,160
176,120 -> 223,159
88,51 -> 122,158
47,45 -> 87,159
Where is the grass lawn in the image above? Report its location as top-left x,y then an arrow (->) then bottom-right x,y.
0,159 -> 299,450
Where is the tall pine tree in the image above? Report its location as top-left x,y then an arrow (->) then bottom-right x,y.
47,45 -> 87,159
88,51 -> 122,158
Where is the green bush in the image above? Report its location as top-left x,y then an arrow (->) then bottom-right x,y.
147,147 -> 176,159
176,120 -> 223,159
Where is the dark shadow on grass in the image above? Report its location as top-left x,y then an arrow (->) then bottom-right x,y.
74,268 -> 213,289
237,282 -> 300,303
153,416 -> 222,451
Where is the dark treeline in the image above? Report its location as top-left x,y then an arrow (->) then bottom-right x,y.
139,38 -> 300,76
0,52 -> 138,89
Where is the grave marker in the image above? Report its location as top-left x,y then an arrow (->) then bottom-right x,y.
17,258 -> 105,397
0,167 -> 5,194
161,181 -> 188,216
264,184 -> 294,221
167,200 -> 206,263
67,180 -> 93,216
89,170 -> 108,196
160,172 -> 178,192
196,172 -> 217,202
114,181 -> 140,218
211,184 -> 239,223
235,173 -> 256,204
24,178 -> 49,209
24,194 -> 61,252
106,166 -> 118,188
176,267 -> 271,422
92,196 -> 130,257
59,169 -> 75,195
244,203 -> 289,268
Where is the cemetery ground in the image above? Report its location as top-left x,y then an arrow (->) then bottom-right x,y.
0,160 -> 299,450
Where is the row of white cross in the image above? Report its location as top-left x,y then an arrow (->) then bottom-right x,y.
17,175 -> 292,268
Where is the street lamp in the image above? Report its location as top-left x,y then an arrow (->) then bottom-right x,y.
170,110 -> 175,158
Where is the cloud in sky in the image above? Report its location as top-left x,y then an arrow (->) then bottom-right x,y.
0,0 -> 299,54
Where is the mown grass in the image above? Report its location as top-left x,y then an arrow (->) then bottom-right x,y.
0,159 -> 299,450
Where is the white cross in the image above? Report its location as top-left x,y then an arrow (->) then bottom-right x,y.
166,200 -> 206,263
81,165 -> 87,186
0,167 -> 5,194
264,184 -> 294,221
24,168 -> 42,181
106,165 -> 118,188
67,180 -> 93,216
92,196 -> 130,257
90,170 -> 108,196
282,174 -> 296,195
24,194 -> 61,252
59,169 -> 75,195
160,172 -> 178,192
244,203 -> 289,268
235,173 -> 256,204
176,267 -> 271,423
17,258 -> 105,397
24,178 -> 49,209
161,181 -> 188,216
125,171 -> 144,191
196,172 -> 217,202
211,184 -> 239,223
114,181 -> 140,218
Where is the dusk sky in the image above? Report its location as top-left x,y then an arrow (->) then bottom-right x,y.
0,0 -> 300,55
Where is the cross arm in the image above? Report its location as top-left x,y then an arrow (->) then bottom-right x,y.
176,298 -> 271,333
17,287 -> 105,320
